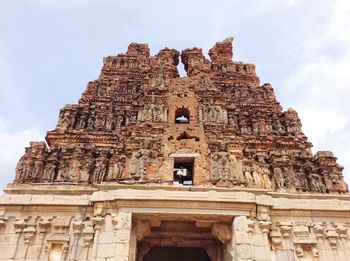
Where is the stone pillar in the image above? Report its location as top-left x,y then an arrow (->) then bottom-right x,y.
250,221 -> 272,261
91,216 -> 104,259
70,219 -> 85,260
278,224 -> 295,261
82,221 -> 94,261
36,220 -> 51,260
12,219 -> 27,260
113,209 -> 134,261
233,216 -> 252,260
22,223 -> 36,260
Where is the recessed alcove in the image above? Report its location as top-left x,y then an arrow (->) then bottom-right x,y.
173,157 -> 194,185
175,107 -> 190,124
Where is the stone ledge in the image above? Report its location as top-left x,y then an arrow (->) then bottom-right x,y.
5,183 -> 350,201
0,193 -> 90,206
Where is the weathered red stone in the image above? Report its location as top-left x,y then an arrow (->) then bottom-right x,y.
14,38 -> 348,194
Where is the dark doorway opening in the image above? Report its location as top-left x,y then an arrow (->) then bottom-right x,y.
173,157 -> 194,185
143,246 -> 211,261
175,107 -> 190,124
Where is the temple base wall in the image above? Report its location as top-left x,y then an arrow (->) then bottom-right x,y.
1,184 -> 350,261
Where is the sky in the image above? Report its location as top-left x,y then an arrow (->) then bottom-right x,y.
0,0 -> 349,190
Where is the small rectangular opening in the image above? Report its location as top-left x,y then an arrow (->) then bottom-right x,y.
173,157 -> 194,185
50,243 -> 63,261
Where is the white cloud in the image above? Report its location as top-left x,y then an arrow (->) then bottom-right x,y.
0,117 -> 43,192
299,108 -> 348,143
287,0 -> 296,6
283,0 -> 350,183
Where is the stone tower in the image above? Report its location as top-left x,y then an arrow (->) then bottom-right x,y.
1,38 -> 350,261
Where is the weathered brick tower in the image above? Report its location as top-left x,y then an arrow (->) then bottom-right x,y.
1,38 -> 350,261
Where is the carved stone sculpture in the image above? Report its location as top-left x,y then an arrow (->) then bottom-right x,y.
12,39 -> 347,194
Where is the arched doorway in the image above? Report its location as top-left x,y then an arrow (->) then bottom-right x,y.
175,107 -> 190,123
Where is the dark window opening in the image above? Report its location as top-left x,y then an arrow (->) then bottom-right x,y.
173,157 -> 194,185
175,107 -> 190,124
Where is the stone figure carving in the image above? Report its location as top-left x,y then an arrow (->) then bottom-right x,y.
273,120 -> 285,134
239,119 -> 248,134
273,167 -> 284,189
210,153 -> 231,180
43,162 -> 57,182
285,108 -> 303,136
283,166 -> 298,190
228,115 -> 238,131
94,113 -> 106,130
129,151 -> 143,179
128,140 -> 159,180
251,164 -> 262,187
32,160 -> 44,181
116,115 -> 126,128
93,157 -> 107,183
80,158 -> 93,183
138,104 -> 167,122
77,111 -> 88,129
16,159 -> 30,181
58,111 -> 71,130
105,113 -> 115,131
68,160 -> 81,182
108,157 -> 126,180
203,106 -> 227,123
323,172 -> 348,194
86,114 -> 95,130
210,154 -> 220,181
310,173 -> 324,193
210,142 -> 242,181
56,160 -> 69,181
261,166 -> 272,189
241,162 -> 269,188
11,40 -> 349,195
152,73 -> 166,86
243,165 -> 254,185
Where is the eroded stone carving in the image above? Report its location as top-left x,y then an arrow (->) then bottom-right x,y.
12,39 -> 348,194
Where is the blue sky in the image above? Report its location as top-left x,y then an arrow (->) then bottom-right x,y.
0,0 -> 349,189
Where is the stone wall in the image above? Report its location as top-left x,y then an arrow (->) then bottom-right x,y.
1,185 -> 350,260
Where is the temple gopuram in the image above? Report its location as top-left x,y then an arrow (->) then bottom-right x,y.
1,38 -> 350,261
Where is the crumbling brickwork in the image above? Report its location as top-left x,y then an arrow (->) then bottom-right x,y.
14,38 -> 348,194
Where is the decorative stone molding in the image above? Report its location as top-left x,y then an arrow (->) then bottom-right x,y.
270,225 -> 283,249
0,219 -> 5,229
134,220 -> 151,241
256,205 -> 271,221
94,202 -> 105,216
211,222 -> 232,243
23,225 -> 36,245
313,224 -> 325,240
52,216 -> 72,234
336,225 -> 348,240
82,222 -> 95,246
280,225 -> 293,238
247,219 -> 255,234
326,230 -> 339,249
116,210 -> 132,230
38,219 -> 51,234
258,221 -> 271,234
44,234 -> 70,254
14,219 -> 27,234
292,224 -> 316,244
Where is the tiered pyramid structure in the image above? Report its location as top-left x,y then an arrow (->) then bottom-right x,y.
14,37 -> 348,194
